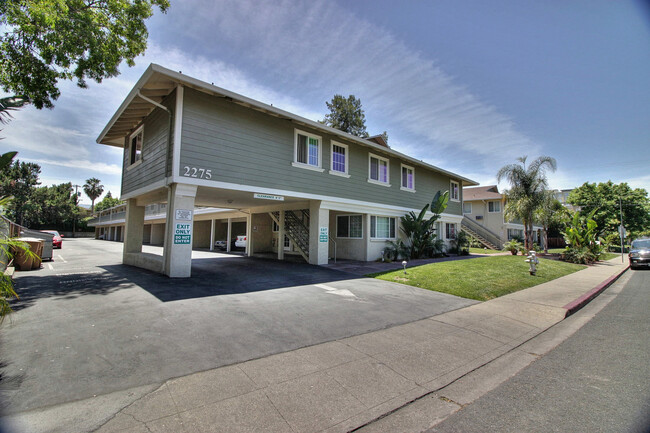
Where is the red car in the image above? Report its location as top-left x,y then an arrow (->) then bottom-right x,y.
41,230 -> 63,249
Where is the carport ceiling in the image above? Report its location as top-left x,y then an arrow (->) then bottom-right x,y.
194,187 -> 307,209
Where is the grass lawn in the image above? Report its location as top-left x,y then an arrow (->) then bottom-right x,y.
469,247 -> 504,255
599,252 -> 620,261
371,255 -> 586,301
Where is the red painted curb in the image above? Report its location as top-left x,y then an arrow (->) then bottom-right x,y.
563,265 -> 629,317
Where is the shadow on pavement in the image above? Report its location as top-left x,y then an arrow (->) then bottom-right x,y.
10,255 -> 361,309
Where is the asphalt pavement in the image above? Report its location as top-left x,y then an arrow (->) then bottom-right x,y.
425,268 -> 650,433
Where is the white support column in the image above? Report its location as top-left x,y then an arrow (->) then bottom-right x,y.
308,200 -> 329,265
209,219 -> 215,251
278,210 -> 285,260
245,212 -> 252,257
123,199 -> 145,259
226,218 -> 232,253
163,183 -> 197,278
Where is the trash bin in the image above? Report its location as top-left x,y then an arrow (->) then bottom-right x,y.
12,237 -> 44,271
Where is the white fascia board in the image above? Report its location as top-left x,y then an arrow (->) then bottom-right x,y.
96,64 -> 157,146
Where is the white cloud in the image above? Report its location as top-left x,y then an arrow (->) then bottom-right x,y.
173,0 -> 538,169
29,158 -> 122,176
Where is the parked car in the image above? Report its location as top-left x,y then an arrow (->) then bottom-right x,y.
41,230 -> 63,249
214,240 -> 227,250
234,235 -> 247,248
629,238 -> 650,270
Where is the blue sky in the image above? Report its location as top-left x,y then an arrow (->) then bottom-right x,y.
2,0 -> 649,205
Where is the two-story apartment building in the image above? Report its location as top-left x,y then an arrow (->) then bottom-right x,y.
95,64 -> 477,277
462,185 -> 541,248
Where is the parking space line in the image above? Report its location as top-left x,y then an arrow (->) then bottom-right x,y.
47,263 -> 53,270
57,255 -> 67,263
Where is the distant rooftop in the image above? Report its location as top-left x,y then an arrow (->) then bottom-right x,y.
463,185 -> 502,201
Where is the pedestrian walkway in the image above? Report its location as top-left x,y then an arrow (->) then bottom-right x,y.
4,258 -> 629,433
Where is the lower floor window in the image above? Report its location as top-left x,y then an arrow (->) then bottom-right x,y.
445,223 -> 457,240
507,229 -> 524,240
371,216 -> 396,239
337,214 -> 363,238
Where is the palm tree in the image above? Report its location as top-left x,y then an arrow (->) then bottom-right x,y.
534,190 -> 569,253
83,178 -> 104,214
497,156 -> 557,251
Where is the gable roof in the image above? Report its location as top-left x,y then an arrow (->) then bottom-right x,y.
97,63 -> 478,186
463,185 -> 503,201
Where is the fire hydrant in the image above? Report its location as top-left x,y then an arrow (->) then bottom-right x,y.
525,251 -> 539,276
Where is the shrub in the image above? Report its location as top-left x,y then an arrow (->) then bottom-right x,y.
562,247 -> 596,264
503,239 -> 524,255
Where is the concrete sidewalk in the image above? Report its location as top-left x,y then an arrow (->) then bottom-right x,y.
4,258 -> 628,433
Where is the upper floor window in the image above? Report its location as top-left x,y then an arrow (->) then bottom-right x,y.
488,201 -> 501,213
129,126 -> 143,166
450,180 -> 460,201
400,164 -> 415,191
293,130 -> 323,171
330,141 -> 349,177
370,216 -> 396,239
463,202 -> 472,214
369,153 -> 390,186
336,214 -> 363,238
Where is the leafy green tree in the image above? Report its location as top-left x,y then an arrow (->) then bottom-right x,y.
497,155 -> 557,251
386,191 -> 449,259
94,191 -> 122,212
321,94 -> 369,138
83,177 -> 104,213
562,209 -> 603,264
534,191 -> 569,253
0,159 -> 41,226
0,151 -> 35,323
567,181 -> 650,240
0,0 -> 170,109
29,182 -> 79,230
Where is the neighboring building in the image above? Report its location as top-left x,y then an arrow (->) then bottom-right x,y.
461,185 -> 541,249
553,188 -> 580,212
90,64 -> 477,277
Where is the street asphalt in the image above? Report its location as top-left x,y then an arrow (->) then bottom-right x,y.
0,238 -> 476,416
426,269 -> 650,433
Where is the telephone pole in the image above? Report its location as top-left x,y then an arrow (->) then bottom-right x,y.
72,184 -> 81,238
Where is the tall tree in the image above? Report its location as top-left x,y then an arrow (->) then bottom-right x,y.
497,155 -> 557,250
0,159 -> 41,226
567,181 -> 650,240
321,94 -> 369,138
534,190 -> 568,253
0,0 -> 170,109
83,177 -> 104,213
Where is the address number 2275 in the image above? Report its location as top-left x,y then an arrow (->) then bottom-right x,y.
182,166 -> 212,179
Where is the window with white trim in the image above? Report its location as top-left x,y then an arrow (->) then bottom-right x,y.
370,216 -> 396,239
488,201 -> 501,212
463,202 -> 472,214
336,214 -> 363,238
129,126 -> 143,166
294,130 -> 322,170
369,153 -> 390,185
272,221 -> 279,232
445,223 -> 457,240
450,180 -> 459,201
401,164 -> 415,191
330,141 -> 349,176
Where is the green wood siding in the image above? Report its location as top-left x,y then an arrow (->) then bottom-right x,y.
180,88 -> 462,214
121,92 -> 175,196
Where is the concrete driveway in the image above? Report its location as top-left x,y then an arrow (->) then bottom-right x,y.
0,238 -> 476,415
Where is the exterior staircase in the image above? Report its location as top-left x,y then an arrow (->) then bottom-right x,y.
461,216 -> 502,250
269,210 -> 310,262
